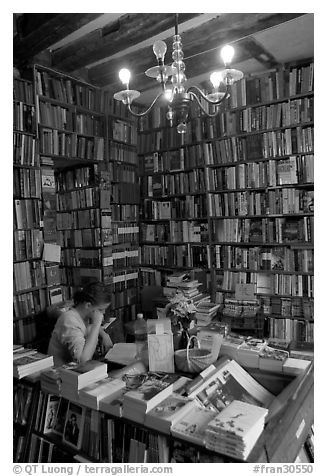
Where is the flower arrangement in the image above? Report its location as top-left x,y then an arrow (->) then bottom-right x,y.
167,291 -> 197,331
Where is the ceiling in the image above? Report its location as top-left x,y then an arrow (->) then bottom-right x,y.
13,13 -> 314,105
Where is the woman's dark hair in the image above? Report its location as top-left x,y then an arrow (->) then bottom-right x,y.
73,282 -> 110,306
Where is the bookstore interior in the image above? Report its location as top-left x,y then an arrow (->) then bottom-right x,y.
13,13 -> 314,464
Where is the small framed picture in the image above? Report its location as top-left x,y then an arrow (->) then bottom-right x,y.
62,402 -> 85,450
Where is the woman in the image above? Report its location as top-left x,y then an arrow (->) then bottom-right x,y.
48,282 -> 113,367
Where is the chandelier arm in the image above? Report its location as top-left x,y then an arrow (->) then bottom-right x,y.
126,92 -> 166,117
188,91 -> 221,117
187,85 -> 229,105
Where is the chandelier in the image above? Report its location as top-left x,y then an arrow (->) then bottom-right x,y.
113,14 -> 243,133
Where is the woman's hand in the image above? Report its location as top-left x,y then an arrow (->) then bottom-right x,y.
88,309 -> 104,327
98,328 -> 113,355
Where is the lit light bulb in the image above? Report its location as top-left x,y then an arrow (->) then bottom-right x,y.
164,87 -> 174,102
118,68 -> 131,86
210,71 -> 223,88
153,40 -> 167,61
221,45 -> 235,65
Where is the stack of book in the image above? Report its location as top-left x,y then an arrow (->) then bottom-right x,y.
13,351 -> 54,379
195,301 -> 221,327
236,339 -> 267,368
99,387 -> 129,417
258,346 -> 289,372
78,377 -> 126,410
122,373 -> 183,424
58,361 -> 108,400
40,367 -> 62,394
171,403 -> 218,446
220,334 -> 246,359
163,272 -> 203,301
144,393 -> 195,434
205,400 -> 268,461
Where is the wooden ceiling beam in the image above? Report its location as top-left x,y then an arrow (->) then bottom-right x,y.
13,13 -> 103,67
88,12 -> 304,88
51,13 -> 201,72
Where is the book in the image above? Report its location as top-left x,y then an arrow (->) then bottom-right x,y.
188,358 -> 274,410
62,401 -> 86,450
236,339 -> 267,368
205,400 -> 268,460
258,346 -> 289,372
144,393 -> 195,434
13,352 -> 54,379
122,373 -> 182,424
43,394 -> 61,434
148,333 -> 175,373
220,334 -> 245,359
78,377 -> 126,410
58,360 -> 108,389
171,403 -> 217,446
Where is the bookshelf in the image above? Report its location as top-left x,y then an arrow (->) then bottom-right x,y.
13,77 -> 47,345
14,359 -> 314,463
138,60 -> 314,342
33,65 -> 111,302
103,93 -> 140,323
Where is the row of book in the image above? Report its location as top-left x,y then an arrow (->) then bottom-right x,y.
112,246 -> 139,269
13,102 -> 36,133
13,317 -> 37,345
142,169 -> 206,197
14,168 -> 41,199
108,141 -> 138,165
140,244 -> 209,268
57,228 -> 103,248
56,165 -> 97,191
56,208 -> 101,230
14,287 -> 48,319
112,223 -> 139,244
142,196 -> 207,220
207,155 -> 314,188
138,118 -> 313,157
142,146 -> 205,173
38,102 -> 104,137
211,217 -> 313,244
269,318 -> 314,342
216,270 -> 314,298
112,270 -> 139,286
40,128 -> 105,160
109,162 -> 138,184
35,69 -> 104,112
13,132 -> 37,166
216,97 -> 313,136
60,248 -> 107,268
214,244 -> 314,273
141,221 -> 209,244
200,134 -> 313,167
261,295 -> 313,319
111,182 -> 140,204
56,187 -> 100,211
14,229 -> 43,261
138,64 -> 314,131
13,260 -> 46,292
14,199 -> 42,230
105,94 -> 136,118
227,63 -> 314,108
140,267 -> 165,287
14,77 -> 34,104
111,118 -> 137,146
208,189 -> 314,217
111,287 -> 138,310
111,204 -> 139,221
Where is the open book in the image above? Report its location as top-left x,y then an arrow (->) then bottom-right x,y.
188,358 -> 274,412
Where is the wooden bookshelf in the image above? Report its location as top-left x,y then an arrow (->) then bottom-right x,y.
138,60 -> 314,341
33,64 -> 111,303
102,91 -> 140,324
13,77 -> 47,346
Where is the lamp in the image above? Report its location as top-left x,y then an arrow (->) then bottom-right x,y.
113,14 -> 243,134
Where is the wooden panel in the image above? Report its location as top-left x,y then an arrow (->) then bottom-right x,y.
88,12 -> 304,88
14,13 -> 103,66
51,13 -> 201,72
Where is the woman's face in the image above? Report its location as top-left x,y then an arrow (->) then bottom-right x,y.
87,302 -> 110,318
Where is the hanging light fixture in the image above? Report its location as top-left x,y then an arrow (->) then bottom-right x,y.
113,14 -> 243,134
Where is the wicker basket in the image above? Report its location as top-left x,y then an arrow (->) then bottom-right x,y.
174,335 -> 215,373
